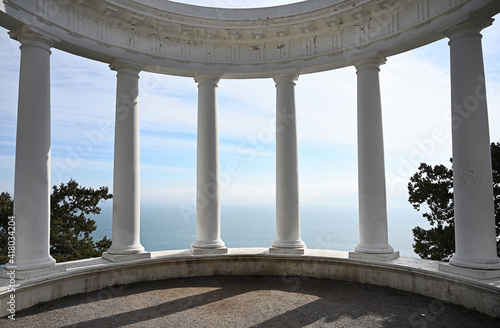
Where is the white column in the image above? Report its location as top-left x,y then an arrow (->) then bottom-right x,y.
5,28 -> 58,271
104,60 -> 149,261
349,55 -> 398,261
191,74 -> 227,255
270,73 -> 305,254
445,17 -> 500,271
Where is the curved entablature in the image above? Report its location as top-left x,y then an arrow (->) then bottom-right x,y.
0,0 -> 499,78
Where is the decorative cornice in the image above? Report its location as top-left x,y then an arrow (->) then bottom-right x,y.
0,0 -> 498,78
8,25 -> 61,47
443,12 -> 494,39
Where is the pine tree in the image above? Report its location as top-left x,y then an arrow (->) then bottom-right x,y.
0,179 -> 112,263
408,143 -> 500,260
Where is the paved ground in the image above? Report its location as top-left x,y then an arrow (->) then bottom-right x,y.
1,276 -> 499,327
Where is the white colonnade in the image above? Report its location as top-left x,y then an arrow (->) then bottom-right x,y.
4,10 -> 500,280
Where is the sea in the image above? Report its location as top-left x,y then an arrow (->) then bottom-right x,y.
91,203 -> 426,258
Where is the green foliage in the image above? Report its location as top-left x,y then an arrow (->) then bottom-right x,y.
0,179 -> 112,264
491,143 -> 500,251
408,163 -> 454,261
50,179 -> 113,262
408,142 -> 500,261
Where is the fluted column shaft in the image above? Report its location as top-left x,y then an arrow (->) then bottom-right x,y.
447,18 -> 500,270
6,30 -> 57,271
107,61 -> 145,255
270,73 -> 305,254
191,74 -> 227,254
353,56 -> 395,256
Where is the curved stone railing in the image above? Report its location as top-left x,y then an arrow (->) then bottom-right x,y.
1,249 -> 500,317
0,0 -> 498,77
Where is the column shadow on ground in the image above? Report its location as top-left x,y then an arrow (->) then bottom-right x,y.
9,276 -> 500,328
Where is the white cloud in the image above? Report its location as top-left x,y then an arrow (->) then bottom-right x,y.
141,185 -> 195,204
140,93 -> 197,135
300,182 -> 358,206
221,183 -> 275,204
141,134 -> 196,156
382,51 -> 451,147
0,16 -> 499,208
295,68 -> 357,147
141,164 -> 194,172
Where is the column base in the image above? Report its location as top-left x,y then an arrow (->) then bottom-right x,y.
102,251 -> 151,263
349,251 -> 400,262
190,246 -> 228,255
1,263 -> 66,280
449,254 -> 500,270
270,238 -> 306,254
439,262 -> 500,279
191,238 -> 226,254
272,238 -> 305,248
269,247 -> 305,255
106,244 -> 145,255
355,243 -> 395,254
5,256 -> 56,271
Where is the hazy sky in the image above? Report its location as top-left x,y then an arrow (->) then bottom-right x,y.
0,5 -> 499,222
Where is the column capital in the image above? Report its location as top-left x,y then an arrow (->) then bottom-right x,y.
110,59 -> 142,74
194,72 -> 220,86
9,25 -> 60,48
354,52 -> 386,72
272,68 -> 299,85
444,13 -> 494,41
273,73 -> 298,86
